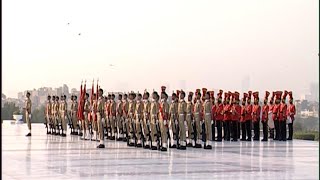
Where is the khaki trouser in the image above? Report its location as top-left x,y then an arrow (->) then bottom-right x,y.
110,116 -> 116,136
170,115 -> 177,140
160,119 -> 168,144
204,114 -> 212,141
194,113 -> 202,140
126,114 -> 134,139
82,113 -> 89,131
186,114 -> 193,139
143,114 -> 150,142
25,111 -> 31,130
135,114 -> 142,140
105,115 -> 110,131
122,116 -> 127,134
116,115 -> 122,134
61,112 -> 67,131
150,114 -> 157,143
46,114 -> 51,127
97,112 -> 104,140
92,119 -> 98,131
53,113 -> 57,129
72,111 -> 78,130
178,114 -> 186,142
55,114 -> 61,130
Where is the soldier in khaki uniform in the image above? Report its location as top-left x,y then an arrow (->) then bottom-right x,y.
203,92 -> 213,149
97,89 -> 106,148
59,95 -> 67,137
169,92 -> 178,148
186,92 -> 194,147
25,92 -> 32,136
122,94 -> 129,142
135,93 -> 144,147
193,90 -> 203,148
70,96 -> 79,135
150,91 -> 160,150
45,95 -> 52,134
109,94 -> 117,140
127,92 -> 136,146
159,87 -> 170,151
91,93 -> 99,141
177,90 -> 187,150
51,96 -> 56,135
105,95 -> 111,139
54,96 -> 60,135
82,93 -> 90,140
142,91 -> 151,148
116,94 -> 123,141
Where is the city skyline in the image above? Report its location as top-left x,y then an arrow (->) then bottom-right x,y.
3,0 -> 319,98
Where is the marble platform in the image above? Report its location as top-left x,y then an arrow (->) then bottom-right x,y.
2,123 -> 319,180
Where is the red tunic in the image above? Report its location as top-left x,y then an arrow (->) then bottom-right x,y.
272,104 -> 280,121
240,106 -> 246,122
211,104 -> 217,120
215,104 -> 224,121
261,105 -> 269,122
232,104 -> 241,121
279,103 -> 287,121
245,104 -> 253,121
287,104 -> 296,121
252,104 -> 261,122
223,104 -> 232,121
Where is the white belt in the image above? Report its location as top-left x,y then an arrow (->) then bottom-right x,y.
205,113 -> 211,115
187,113 -> 192,115
194,113 -> 200,115
179,114 -> 185,116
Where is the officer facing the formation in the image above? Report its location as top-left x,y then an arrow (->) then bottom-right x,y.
97,89 -> 106,148
287,91 -> 296,140
261,91 -> 270,141
45,95 -> 52,134
24,92 -> 32,137
252,92 -> 261,141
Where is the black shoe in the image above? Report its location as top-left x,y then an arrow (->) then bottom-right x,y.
144,145 -> 150,149
161,147 -> 167,151
117,137 -> 123,141
151,146 -> 157,150
61,134 -> 66,137
79,133 -> 83,136
47,132 -> 51,134
195,144 -> 202,148
91,139 -> 96,141
253,138 -> 259,141
171,144 -> 177,148
216,139 -> 222,142
187,143 -> 193,147
97,144 -> 105,148
26,133 -> 31,137
179,146 -> 186,150
261,138 -> 268,141
204,145 -> 212,149
274,138 -> 279,140
240,138 -> 246,141
122,137 -> 127,142
128,142 -> 135,147
110,136 -> 115,140
246,139 -> 251,141
287,138 -> 292,140
136,144 -> 142,148
74,132 -> 78,135
232,139 -> 238,142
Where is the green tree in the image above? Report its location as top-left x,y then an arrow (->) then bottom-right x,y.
30,105 -> 46,123
1,102 -> 20,120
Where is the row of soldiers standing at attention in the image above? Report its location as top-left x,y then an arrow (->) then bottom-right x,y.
43,86 -> 296,150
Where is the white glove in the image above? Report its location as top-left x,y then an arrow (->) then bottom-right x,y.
29,114 -> 31,119
211,120 -> 214,124
164,120 -> 167,126
101,118 -> 105,126
156,119 -> 159,124
175,120 -> 179,125
184,121 -> 187,126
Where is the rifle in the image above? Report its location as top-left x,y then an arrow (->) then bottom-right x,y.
155,120 -> 162,150
174,115 -> 180,148
140,119 -> 145,147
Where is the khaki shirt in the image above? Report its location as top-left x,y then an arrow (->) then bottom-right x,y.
169,101 -> 178,118
203,100 -> 212,114
186,101 -> 193,114
97,96 -> 105,113
143,100 -> 151,120
150,100 -> 159,116
116,100 -> 123,117
135,100 -> 143,118
160,100 -> 169,120
25,98 -> 32,113
60,100 -> 67,113
128,100 -> 136,115
178,100 -> 187,114
84,100 -> 90,113
110,100 -> 116,116
122,100 -> 129,116
54,101 -> 60,114
46,101 -> 52,116
194,100 -> 202,114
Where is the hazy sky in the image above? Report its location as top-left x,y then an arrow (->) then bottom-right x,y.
3,0 -> 319,98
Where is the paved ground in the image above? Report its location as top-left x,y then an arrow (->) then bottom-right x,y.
2,123 -> 319,180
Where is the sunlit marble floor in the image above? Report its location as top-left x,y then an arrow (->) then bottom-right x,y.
2,123 -> 319,180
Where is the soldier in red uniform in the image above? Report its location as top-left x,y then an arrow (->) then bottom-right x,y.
268,92 -> 275,139
252,92 -> 261,141
261,91 -> 270,141
245,91 -> 253,141
287,91 -> 296,140
273,91 -> 282,140
210,91 -> 216,141
215,90 -> 224,142
279,91 -> 288,141
240,93 -> 247,141
231,92 -> 241,141
223,92 -> 232,141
